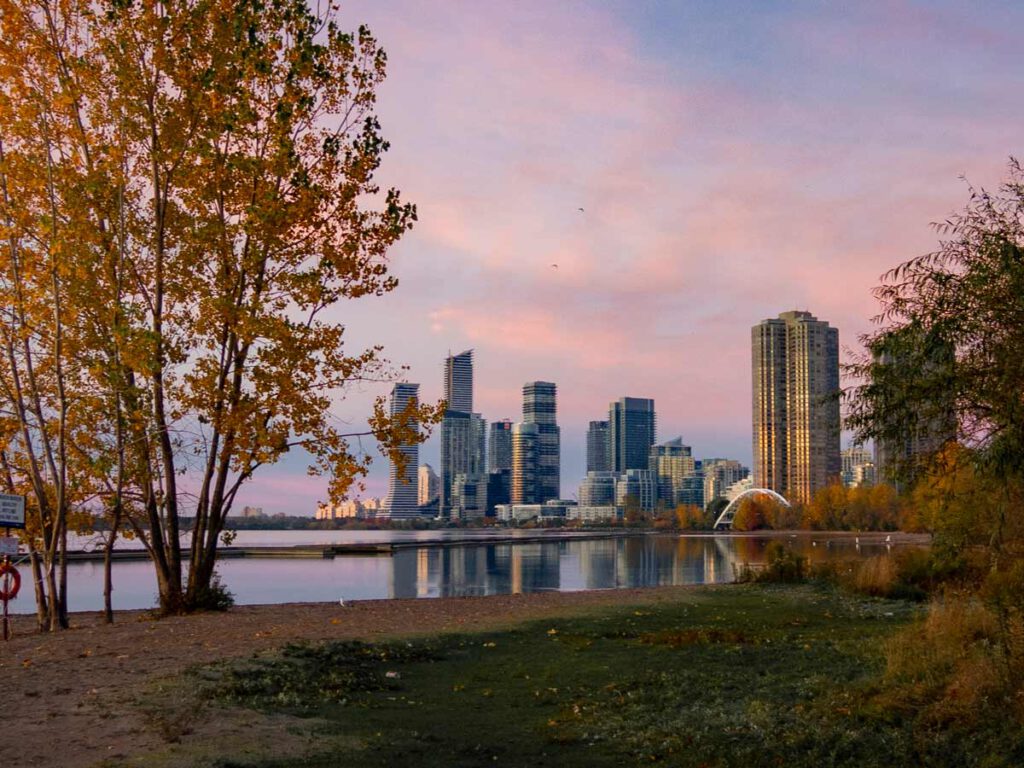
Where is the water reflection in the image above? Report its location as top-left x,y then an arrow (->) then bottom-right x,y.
387,535 -> 893,600
12,534 -> 903,614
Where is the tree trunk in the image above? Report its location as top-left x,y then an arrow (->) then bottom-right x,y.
29,549 -> 47,632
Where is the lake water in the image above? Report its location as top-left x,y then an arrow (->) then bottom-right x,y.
6,531 -> 902,614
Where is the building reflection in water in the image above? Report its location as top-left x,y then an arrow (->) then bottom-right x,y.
389,535 -> 890,599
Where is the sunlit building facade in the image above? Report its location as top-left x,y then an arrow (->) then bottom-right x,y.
752,311 -> 840,505
418,463 -> 439,506
511,422 -> 540,504
702,459 -> 750,508
649,437 -> 696,507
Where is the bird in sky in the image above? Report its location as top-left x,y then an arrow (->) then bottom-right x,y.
577,207 -> 584,212
551,264 -> 559,269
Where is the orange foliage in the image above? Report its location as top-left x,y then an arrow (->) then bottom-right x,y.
802,482 -> 902,531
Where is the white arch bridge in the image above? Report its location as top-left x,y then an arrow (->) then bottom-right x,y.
713,488 -> 791,530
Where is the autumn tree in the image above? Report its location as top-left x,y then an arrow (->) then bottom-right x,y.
0,0 -> 122,628
801,481 -> 901,531
673,503 -> 709,530
847,160 -> 1024,566
731,496 -> 771,531
623,494 -> 646,525
0,0 -> 440,618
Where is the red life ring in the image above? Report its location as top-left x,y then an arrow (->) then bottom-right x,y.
0,562 -> 20,600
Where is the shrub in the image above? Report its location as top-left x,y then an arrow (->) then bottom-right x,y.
878,595 -> 1018,727
191,571 -> 235,612
754,542 -> 807,583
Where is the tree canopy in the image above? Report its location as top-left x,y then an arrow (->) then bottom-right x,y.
0,0 -> 439,623
847,159 -> 1024,562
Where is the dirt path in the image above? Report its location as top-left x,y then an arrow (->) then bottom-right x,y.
2,586 -> 706,767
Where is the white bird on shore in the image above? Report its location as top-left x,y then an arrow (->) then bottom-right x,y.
339,597 -> 346,607
885,535 -> 892,543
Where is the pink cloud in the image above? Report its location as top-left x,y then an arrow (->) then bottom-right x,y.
234,1 -> 1024,510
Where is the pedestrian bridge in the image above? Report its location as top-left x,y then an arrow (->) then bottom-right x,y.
713,488 -> 790,530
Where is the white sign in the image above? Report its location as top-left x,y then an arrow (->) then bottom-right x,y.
0,494 -> 25,529
0,537 -> 17,556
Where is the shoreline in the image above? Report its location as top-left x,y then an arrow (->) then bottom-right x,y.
4,584 -> 718,767
55,528 -> 930,562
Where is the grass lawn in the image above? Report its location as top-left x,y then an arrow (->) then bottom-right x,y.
155,584 -> 1020,767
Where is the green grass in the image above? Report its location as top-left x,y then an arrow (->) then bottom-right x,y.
185,585 -> 1022,768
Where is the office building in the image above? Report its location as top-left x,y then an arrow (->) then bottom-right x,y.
523,382 -> 560,502
578,471 -> 617,507
649,437 -> 696,507
381,382 -> 421,519
609,397 -> 656,472
586,420 -> 610,472
679,470 -> 705,509
489,420 -> 513,472
486,469 -> 511,516
470,413 -> 487,475
440,411 -> 471,516
852,462 -> 877,488
616,469 -> 657,513
841,447 -> 873,488
702,459 -> 750,508
752,311 -> 840,505
451,473 -> 488,520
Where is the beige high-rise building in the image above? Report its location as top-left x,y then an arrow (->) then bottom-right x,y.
752,311 -> 840,505
418,463 -> 439,506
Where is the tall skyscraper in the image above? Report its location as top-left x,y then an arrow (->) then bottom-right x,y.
381,383 -> 420,519
489,420 -> 513,472
586,420 -> 610,472
440,411 -> 470,517
444,349 -> 473,413
609,397 -> 656,472
470,413 -> 487,475
511,422 -> 540,504
752,310 -> 840,505
440,350 -> 475,518
523,381 -> 560,502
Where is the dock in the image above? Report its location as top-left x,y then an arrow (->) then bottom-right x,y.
60,530 -> 657,562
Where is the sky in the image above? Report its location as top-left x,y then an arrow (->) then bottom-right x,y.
235,0 -> 1024,515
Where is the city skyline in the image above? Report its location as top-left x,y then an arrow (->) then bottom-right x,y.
233,1 -> 1023,514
